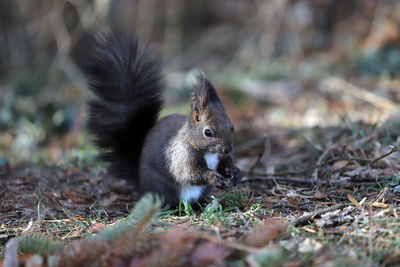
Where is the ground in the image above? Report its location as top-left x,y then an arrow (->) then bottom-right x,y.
2,1 -> 400,266
1,99 -> 399,266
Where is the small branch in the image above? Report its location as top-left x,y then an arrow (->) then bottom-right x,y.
250,157 -> 364,176
248,145 -> 399,177
371,146 -> 399,165
292,203 -> 346,227
240,176 -> 309,184
240,176 -> 383,187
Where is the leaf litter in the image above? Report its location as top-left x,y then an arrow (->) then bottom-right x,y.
1,78 -> 400,266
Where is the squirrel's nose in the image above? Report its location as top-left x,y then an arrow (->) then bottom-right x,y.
223,146 -> 232,154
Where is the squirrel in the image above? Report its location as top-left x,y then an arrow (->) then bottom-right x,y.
73,32 -> 242,207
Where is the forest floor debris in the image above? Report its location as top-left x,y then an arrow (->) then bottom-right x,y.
1,118 -> 399,266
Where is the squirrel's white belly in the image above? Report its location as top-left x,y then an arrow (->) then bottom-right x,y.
180,185 -> 207,202
204,153 -> 219,170
179,153 -> 220,202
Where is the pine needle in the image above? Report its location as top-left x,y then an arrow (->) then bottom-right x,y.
18,234 -> 63,255
93,193 -> 163,243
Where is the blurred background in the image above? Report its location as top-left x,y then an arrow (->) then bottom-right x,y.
1,0 -> 400,163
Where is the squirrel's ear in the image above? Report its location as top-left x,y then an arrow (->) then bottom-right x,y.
191,74 -> 208,121
190,74 -> 222,122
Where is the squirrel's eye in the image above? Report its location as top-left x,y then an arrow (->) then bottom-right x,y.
204,129 -> 212,137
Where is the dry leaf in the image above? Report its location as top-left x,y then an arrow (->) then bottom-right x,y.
72,216 -> 85,221
347,194 -> 361,208
371,202 -> 389,208
311,214 -> 320,220
304,227 -> 317,233
242,221 -> 287,247
89,223 -> 106,234
62,191 -> 86,203
314,192 -> 327,199
287,196 -> 302,206
192,242 -> 229,266
331,160 -> 349,171
142,228 -> 197,267
383,168 -> 395,175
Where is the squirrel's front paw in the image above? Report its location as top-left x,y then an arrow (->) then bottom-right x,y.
223,166 -> 242,186
209,172 -> 232,189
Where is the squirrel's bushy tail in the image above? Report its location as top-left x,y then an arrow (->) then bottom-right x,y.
73,32 -> 164,184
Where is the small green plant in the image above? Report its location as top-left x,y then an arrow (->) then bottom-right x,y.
200,196 -> 225,225
182,200 -> 195,216
177,201 -> 183,216
18,234 -> 63,255
218,188 -> 252,211
94,193 -> 163,242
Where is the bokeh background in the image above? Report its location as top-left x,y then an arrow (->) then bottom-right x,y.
1,0 -> 400,162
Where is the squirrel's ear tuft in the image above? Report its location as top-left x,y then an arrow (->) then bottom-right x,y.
190,74 -> 222,117
190,74 -> 207,121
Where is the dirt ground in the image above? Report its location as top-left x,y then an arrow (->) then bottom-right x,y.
1,115 -> 400,266
1,75 -> 400,266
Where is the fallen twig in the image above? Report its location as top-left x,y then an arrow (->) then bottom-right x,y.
292,203 -> 346,226
248,145 -> 399,176
240,176 -> 384,187
371,145 -> 399,165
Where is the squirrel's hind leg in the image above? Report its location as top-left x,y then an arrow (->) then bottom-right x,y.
140,167 -> 180,208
